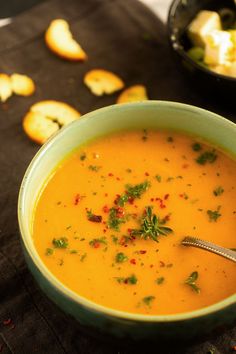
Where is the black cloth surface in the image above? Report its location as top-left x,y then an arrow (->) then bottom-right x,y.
0,0 -> 235,353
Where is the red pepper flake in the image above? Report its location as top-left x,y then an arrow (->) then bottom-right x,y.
150,198 -> 154,202
3,318 -> 12,326
128,196 -> 134,204
182,163 -> 189,169
160,261 -> 165,267
116,207 -> 125,218
108,172 -> 114,177
74,194 -> 81,205
116,177 -> 120,181
104,193 -> 108,197
145,172 -> 149,176
88,214 -> 102,223
130,258 -> 136,265
134,205 -> 138,208
94,241 -> 100,248
127,228 -> 132,235
179,194 -> 183,198
139,250 -> 147,254
103,205 -> 110,213
103,229 -> 107,233
150,264 -> 154,268
163,214 -> 170,222
164,194 -> 169,200
114,194 -> 120,205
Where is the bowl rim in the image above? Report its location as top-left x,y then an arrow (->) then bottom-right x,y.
18,100 -> 236,323
167,0 -> 236,83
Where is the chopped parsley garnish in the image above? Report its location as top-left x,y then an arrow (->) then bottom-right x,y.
70,249 -> 78,254
88,165 -> 101,172
111,235 -> 118,244
207,206 -> 221,222
192,143 -> 202,151
213,186 -> 224,196
107,207 -> 126,231
155,174 -> 162,182
115,252 -> 128,263
89,237 -> 107,248
52,237 -> 68,248
45,248 -> 54,256
117,181 -> 150,207
86,209 -> 102,223
130,206 -> 173,242
80,152 -> 86,161
143,295 -> 155,306
184,271 -> 200,293
156,277 -> 165,285
116,274 -> 137,285
196,150 -> 217,165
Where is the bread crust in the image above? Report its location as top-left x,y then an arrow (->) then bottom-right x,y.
84,69 -> 124,96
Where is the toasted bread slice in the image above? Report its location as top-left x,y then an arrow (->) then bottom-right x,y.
45,19 -> 87,61
23,100 -> 81,144
0,74 -> 12,102
11,74 -> 35,96
84,69 -> 124,96
116,85 -> 148,104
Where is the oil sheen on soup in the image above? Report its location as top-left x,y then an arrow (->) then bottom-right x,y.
33,130 -> 236,315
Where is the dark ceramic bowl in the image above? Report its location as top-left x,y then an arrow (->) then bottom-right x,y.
167,0 -> 236,99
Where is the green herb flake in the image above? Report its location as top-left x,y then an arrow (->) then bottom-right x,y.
80,253 -> 87,262
70,249 -> 78,254
88,165 -> 101,172
80,152 -> 86,161
116,274 -> 137,285
115,252 -> 128,263
196,150 -> 217,165
52,237 -> 68,249
207,206 -> 221,222
192,143 -> 202,152
89,237 -> 107,247
213,186 -> 224,196
111,235 -> 118,244
185,271 -> 200,293
155,174 -> 162,182
143,295 -> 155,306
126,168 -> 132,173
156,277 -> 165,285
130,206 -> 173,242
86,209 -> 102,223
107,207 -> 125,231
117,181 -> 151,207
45,248 -> 54,256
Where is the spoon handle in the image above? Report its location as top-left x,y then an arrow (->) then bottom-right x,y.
182,236 -> 236,263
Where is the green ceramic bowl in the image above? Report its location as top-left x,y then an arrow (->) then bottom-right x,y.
18,101 -> 236,342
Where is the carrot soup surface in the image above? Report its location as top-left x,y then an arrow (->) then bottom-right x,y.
33,130 -> 236,315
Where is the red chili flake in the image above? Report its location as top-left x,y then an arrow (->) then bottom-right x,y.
103,205 -> 110,213
127,228 -> 132,235
88,214 -> 102,223
179,194 -> 183,198
145,172 -> 149,176
74,194 -> 81,205
164,194 -> 169,200
150,198 -> 154,202
182,163 -> 189,169
104,193 -> 108,197
114,194 -> 120,205
128,196 -> 134,204
134,205 -> 138,208
94,242 -> 100,248
108,172 -> 114,177
139,250 -> 147,254
130,258 -> 136,265
116,177 -> 120,181
116,207 -> 125,218
124,279 -> 128,284
103,229 -> 107,233
3,319 -> 12,326
160,261 -> 165,267
163,214 -> 170,222
150,264 -> 154,268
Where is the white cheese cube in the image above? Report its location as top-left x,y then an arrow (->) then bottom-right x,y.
228,30 -> 236,60
204,30 -> 233,65
188,10 -> 222,48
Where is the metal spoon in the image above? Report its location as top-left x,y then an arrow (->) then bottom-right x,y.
182,236 -> 236,263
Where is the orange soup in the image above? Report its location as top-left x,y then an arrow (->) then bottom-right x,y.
33,130 -> 236,315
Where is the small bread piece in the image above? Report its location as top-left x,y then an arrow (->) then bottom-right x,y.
84,69 -> 124,96
23,100 -> 81,144
116,85 -> 148,104
11,74 -> 35,96
45,19 -> 87,61
0,74 -> 12,102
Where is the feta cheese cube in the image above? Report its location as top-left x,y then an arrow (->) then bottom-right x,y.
204,30 -> 233,65
188,10 -> 222,48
